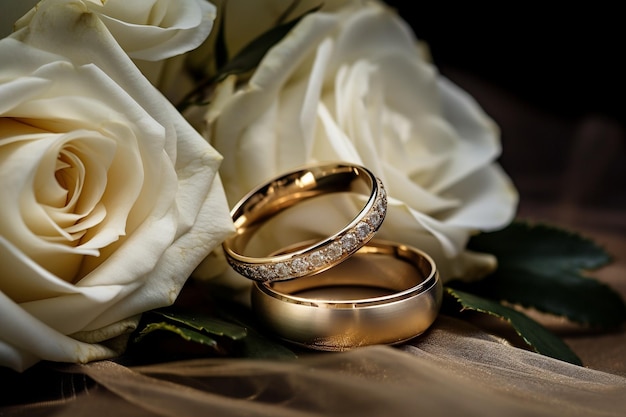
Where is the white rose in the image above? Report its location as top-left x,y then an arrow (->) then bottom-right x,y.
0,0 -> 234,372
16,0 -> 216,61
15,0 -> 216,86
206,0 -> 518,283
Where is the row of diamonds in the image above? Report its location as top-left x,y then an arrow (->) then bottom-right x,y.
229,179 -> 388,282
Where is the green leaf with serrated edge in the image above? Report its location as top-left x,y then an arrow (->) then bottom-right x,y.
455,221 -> 626,328
445,288 -> 582,365
150,308 -> 247,340
133,322 -> 218,348
177,4 -> 321,111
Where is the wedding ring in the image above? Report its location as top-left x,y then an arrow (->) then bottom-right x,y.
222,163 -> 387,282
251,240 -> 442,350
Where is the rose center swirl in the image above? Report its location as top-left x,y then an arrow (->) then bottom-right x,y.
34,134 -> 115,246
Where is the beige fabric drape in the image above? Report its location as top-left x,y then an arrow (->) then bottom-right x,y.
2,314 -> 625,417
1,224 -> 624,415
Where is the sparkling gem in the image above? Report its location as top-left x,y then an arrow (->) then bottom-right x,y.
355,222 -> 371,240
275,263 -> 290,278
341,233 -> 358,251
369,210 -> 381,226
309,251 -> 326,268
326,243 -> 343,260
291,258 -> 309,274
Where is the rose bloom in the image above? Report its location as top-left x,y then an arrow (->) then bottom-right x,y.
0,0 -> 233,371
206,0 -> 518,284
15,0 -> 216,86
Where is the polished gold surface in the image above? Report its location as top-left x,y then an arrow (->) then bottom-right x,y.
223,163 -> 387,282
251,240 -> 442,350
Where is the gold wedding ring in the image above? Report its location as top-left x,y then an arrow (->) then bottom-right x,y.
222,163 -> 387,282
251,240 -> 442,350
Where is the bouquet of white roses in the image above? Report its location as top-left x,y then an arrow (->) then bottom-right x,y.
1,0 -> 624,373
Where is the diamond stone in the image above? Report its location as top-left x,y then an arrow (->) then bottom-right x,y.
308,251 -> 326,268
369,210 -> 381,227
341,233 -> 358,252
377,199 -> 386,214
291,258 -> 309,274
355,222 -> 371,240
257,265 -> 269,279
326,243 -> 343,260
274,262 -> 290,278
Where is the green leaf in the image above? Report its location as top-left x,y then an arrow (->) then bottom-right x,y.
445,288 -> 582,365
133,322 -> 218,348
151,308 -> 247,340
458,221 -> 626,327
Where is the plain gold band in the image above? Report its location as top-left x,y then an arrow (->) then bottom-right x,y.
222,163 -> 387,282
251,240 -> 442,350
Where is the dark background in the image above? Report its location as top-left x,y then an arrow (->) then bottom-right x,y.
383,4 -> 624,122
383,3 -> 626,230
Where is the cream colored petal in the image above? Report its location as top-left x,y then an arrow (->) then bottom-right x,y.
0,291 -> 120,372
247,11 -> 337,90
0,132 -> 101,279
375,202 -> 471,281
443,164 -> 519,230
427,77 -> 502,194
91,0 -> 216,60
328,2 -> 417,64
315,101 -> 362,163
0,76 -> 50,114
212,85 -> 302,205
376,200 -> 502,282
70,316 -> 139,344
82,174 -> 235,331
77,154 -> 179,283
20,284 -> 133,334
333,60 -> 379,159
0,237 -> 79,302
448,250 -> 499,282
14,0 -> 216,62
381,163 -> 460,214
300,38 -> 334,159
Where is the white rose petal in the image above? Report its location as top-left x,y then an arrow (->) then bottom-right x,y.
16,0 -> 216,61
12,0 -> 217,90
207,0 -> 518,283
0,0 -> 234,372
85,0 -> 215,61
